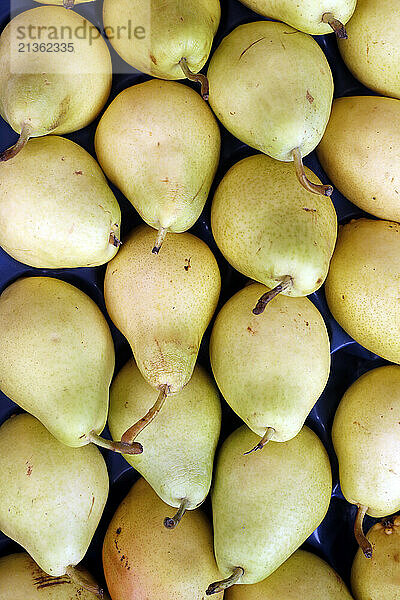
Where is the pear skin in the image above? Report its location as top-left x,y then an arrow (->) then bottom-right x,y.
34,0 -> 94,4
102,477 -> 224,600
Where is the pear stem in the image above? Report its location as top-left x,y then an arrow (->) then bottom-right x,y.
322,12 -> 348,39
65,566 -> 103,598
152,227 -> 168,254
0,123 -> 33,162
354,504 -> 373,558
164,497 -> 189,529
63,0 -> 75,8
109,232 -> 122,247
252,276 -> 293,315
292,147 -> 333,196
88,431 -> 143,455
243,427 -> 275,455
206,567 -> 245,595
179,58 -> 210,101
121,384 -> 169,445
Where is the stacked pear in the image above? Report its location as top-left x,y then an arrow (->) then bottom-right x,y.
0,7 -> 112,161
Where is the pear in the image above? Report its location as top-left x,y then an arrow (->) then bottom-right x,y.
0,413 -> 109,595
95,79 -> 220,253
0,7 -> 112,161
0,277 -> 141,455
0,136 -> 121,268
351,516 -> 400,600
317,96 -> 400,222
103,477 -> 224,600
332,365 -> 400,559
237,1 -> 356,37
207,21 -> 334,196
206,425 -> 332,594
325,219 -> 400,364
338,0 -> 400,100
103,0 -> 221,97
0,552 -> 110,600
225,549 -> 353,599
210,283 -> 330,450
211,154 -> 337,304
34,0 -> 94,6
109,360 -> 221,528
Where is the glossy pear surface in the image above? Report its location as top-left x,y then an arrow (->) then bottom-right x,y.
325,219 -> 400,364
211,154 -> 337,296
225,549 -> 353,599
0,136 -> 121,268
339,0 -> 400,99
104,225 -> 221,393
103,0 -> 220,80
103,477 -> 223,600
211,425 -> 332,585
95,80 -> 220,238
207,21 -> 333,161
332,365 -> 400,517
0,277 -> 115,447
0,414 -> 109,577
109,360 -> 221,510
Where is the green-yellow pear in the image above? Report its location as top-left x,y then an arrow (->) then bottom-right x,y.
95,79 -> 220,253
102,477 -> 224,600
211,154 -> 337,303
0,413 -> 109,594
103,0 -> 220,96
351,516 -> 400,600
317,96 -> 400,222
0,277 -> 141,455
0,136 -> 121,268
338,0 -> 400,100
0,7 -> 112,161
325,219 -> 400,364
237,0 -> 356,37
206,425 -> 332,594
207,21 -> 334,196
225,549 -> 354,599
332,366 -> 400,558
210,283 -> 330,450
109,360 -> 221,528
0,552 -> 110,600
34,0 -> 94,5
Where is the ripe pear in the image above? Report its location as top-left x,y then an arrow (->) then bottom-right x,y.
317,96 -> 400,222
103,477 -> 224,600
325,219 -> 400,364
0,552 -> 110,600
351,516 -> 400,600
0,7 -> 112,161
207,21 -> 334,196
338,0 -> 400,100
211,154 -> 337,303
332,366 -> 400,558
0,277 -> 141,455
0,413 -> 109,592
0,136 -> 121,268
206,425 -> 332,594
109,360 -> 221,528
225,549 -> 353,599
34,0 -> 94,6
95,79 -> 220,253
210,283 -> 330,450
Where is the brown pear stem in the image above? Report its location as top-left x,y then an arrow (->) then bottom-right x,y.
244,427 -> 275,455
65,566 -> 103,598
88,431 -> 143,455
63,0 -> 75,8
292,147 -> 333,196
109,232 -> 122,247
354,504 -> 373,558
164,497 -> 189,529
252,276 -> 293,315
121,385 -> 169,445
0,123 -> 33,162
322,12 -> 348,39
179,58 -> 209,101
152,227 -> 168,254
206,567 -> 245,595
